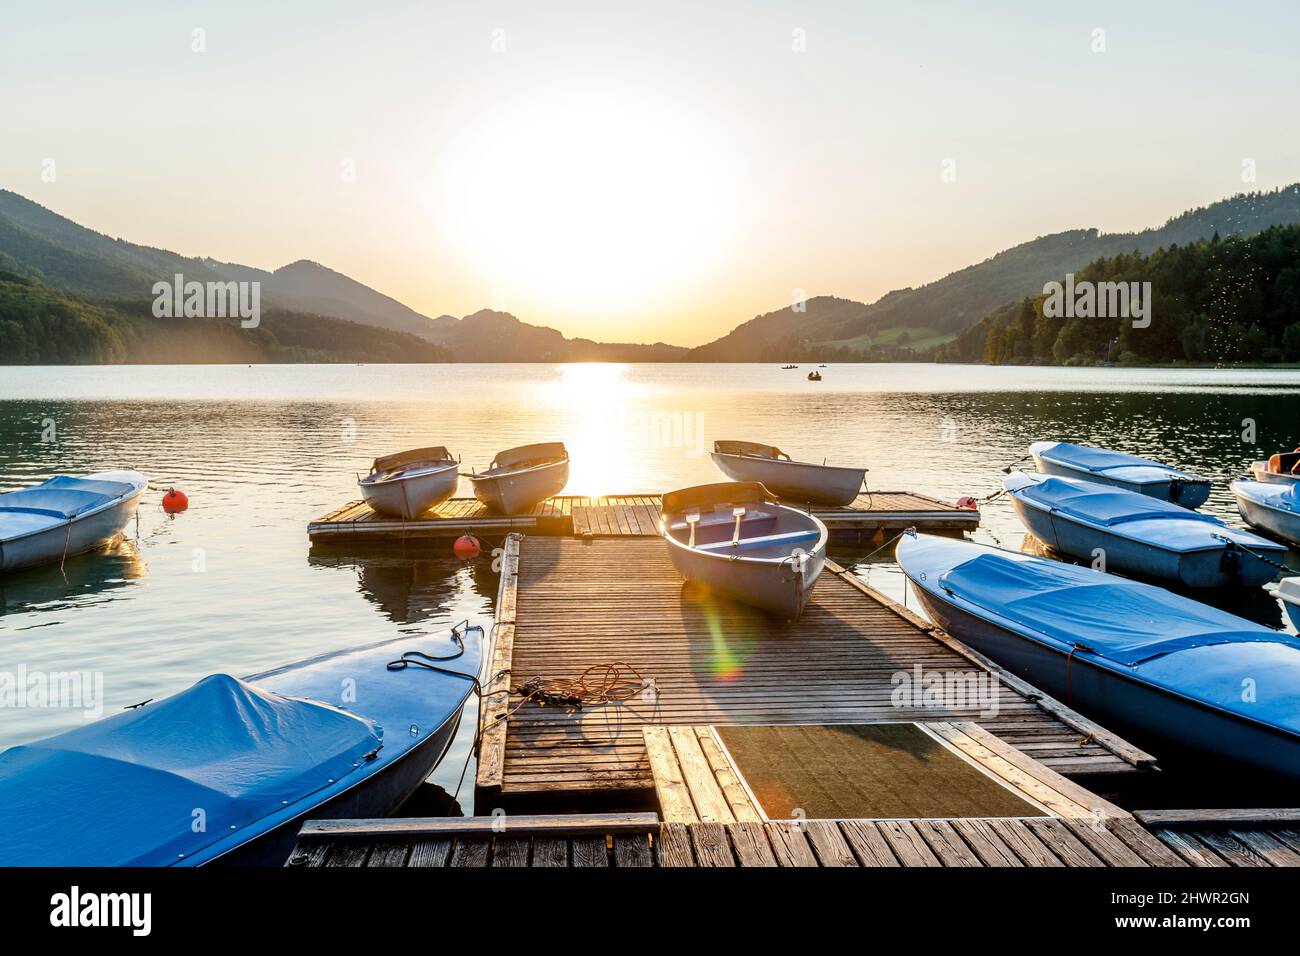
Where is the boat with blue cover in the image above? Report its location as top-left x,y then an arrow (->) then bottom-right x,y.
1030,441 -> 1211,508
0,470 -> 148,572
0,621 -> 484,866
896,531 -> 1300,781
1231,479 -> 1300,545
1003,471 -> 1285,587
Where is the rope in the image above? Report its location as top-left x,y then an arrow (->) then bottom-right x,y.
505,661 -> 651,715
1211,534 -> 1292,575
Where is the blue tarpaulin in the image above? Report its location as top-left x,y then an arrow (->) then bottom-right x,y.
0,674 -> 381,866
1017,477 -> 1217,528
0,475 -> 134,521
938,552 -> 1295,666
1039,443 -> 1172,474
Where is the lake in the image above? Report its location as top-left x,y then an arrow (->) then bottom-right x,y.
4,362 -> 1300,812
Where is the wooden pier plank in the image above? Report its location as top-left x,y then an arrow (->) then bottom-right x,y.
488,537 -> 1144,799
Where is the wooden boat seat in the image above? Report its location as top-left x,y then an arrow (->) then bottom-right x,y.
1268,450 -> 1300,474
695,528 -> 820,552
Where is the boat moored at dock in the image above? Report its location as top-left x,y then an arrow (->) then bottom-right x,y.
0,621 -> 484,866
0,470 -> 148,573
659,481 -> 827,619
469,442 -> 569,514
1231,479 -> 1300,545
358,446 -> 459,520
1250,449 -> 1300,485
1003,471 -> 1286,587
897,531 -> 1300,782
710,440 -> 867,507
1030,441 -> 1211,508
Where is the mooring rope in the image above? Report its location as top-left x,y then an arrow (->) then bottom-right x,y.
1211,533 -> 1293,576
505,661 -> 651,716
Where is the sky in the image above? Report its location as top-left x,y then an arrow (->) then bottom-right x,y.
2,1 -> 1298,346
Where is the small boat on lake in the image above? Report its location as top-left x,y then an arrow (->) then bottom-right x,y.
711,440 -> 866,507
0,470 -> 148,573
358,446 -> 458,519
1250,448 -> 1300,485
896,531 -> 1300,782
659,481 -> 827,619
1269,577 -> 1300,631
469,442 -> 569,514
1003,471 -> 1285,587
1231,479 -> 1300,545
1030,441 -> 1211,508
807,371 -> 822,381
0,621 -> 484,866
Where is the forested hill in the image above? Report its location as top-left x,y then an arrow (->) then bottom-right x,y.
0,262 -> 451,364
934,225 -> 1300,366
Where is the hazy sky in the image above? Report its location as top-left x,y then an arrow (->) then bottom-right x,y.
3,1 -> 1298,345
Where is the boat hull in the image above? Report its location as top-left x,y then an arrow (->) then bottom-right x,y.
471,459 -> 569,514
711,453 -> 864,507
1008,487 -> 1280,587
664,538 -> 826,619
1250,462 -> 1300,485
359,462 -> 458,520
0,471 -> 147,573
1030,442 -> 1210,508
907,580 -> 1300,782
1233,484 -> 1300,545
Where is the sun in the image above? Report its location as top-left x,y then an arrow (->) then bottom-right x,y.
434,90 -> 741,314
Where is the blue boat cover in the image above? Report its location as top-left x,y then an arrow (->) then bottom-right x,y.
0,674 -> 381,866
1017,477 -> 1218,528
0,475 -> 135,521
1236,480 -> 1300,513
1040,443 -> 1177,474
938,552 -> 1297,666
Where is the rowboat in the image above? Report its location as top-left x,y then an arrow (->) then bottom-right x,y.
1271,577 -> 1300,630
468,442 -> 569,514
1030,441 -> 1211,508
710,440 -> 867,507
1249,448 -> 1300,485
0,470 -> 148,573
358,447 -> 459,519
896,531 -> 1300,782
0,621 -> 484,866
1003,471 -> 1285,587
1231,479 -> 1300,545
659,481 -> 827,619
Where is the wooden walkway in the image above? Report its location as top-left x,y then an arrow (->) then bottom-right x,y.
307,491 -> 979,543
476,535 -> 1154,804
285,811 -> 1300,867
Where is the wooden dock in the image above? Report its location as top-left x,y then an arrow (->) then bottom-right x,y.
307,491 -> 979,543
285,809 -> 1300,867
475,534 -> 1154,806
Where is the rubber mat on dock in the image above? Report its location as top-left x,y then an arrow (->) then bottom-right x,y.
715,723 -> 1050,820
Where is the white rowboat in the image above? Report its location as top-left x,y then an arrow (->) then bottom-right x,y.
659,481 -> 827,620
469,442 -> 569,515
710,440 -> 866,507
358,447 -> 459,520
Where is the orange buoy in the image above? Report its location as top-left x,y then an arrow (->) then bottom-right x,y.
453,533 -> 481,560
956,496 -> 979,510
162,488 -> 189,514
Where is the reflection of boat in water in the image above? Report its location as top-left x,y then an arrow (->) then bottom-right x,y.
308,545 -> 481,625
0,535 -> 147,616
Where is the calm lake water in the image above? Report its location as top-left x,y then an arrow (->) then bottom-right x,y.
4,362 -> 1300,812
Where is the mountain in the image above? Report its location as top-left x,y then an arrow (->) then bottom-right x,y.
936,224 -> 1300,366
424,309 -> 686,362
0,190 -> 688,361
0,261 -> 451,365
687,185 -> 1300,361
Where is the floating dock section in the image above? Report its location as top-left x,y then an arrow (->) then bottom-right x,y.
308,491 -> 980,543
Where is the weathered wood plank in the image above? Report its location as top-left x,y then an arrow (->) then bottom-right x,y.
1136,808 -> 1300,827
643,726 -> 697,823
657,823 -> 696,867
727,822 -> 778,867
669,725 -> 734,823
839,820 -> 901,866
299,811 -> 659,839
690,822 -> 736,867
1152,829 -> 1231,868
612,833 -> 655,867
765,822 -> 820,867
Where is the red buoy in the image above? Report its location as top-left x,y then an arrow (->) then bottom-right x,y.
453,533 -> 481,560
162,488 -> 189,514
956,496 -> 979,510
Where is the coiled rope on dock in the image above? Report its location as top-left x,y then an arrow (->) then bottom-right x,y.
507,661 -> 652,715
